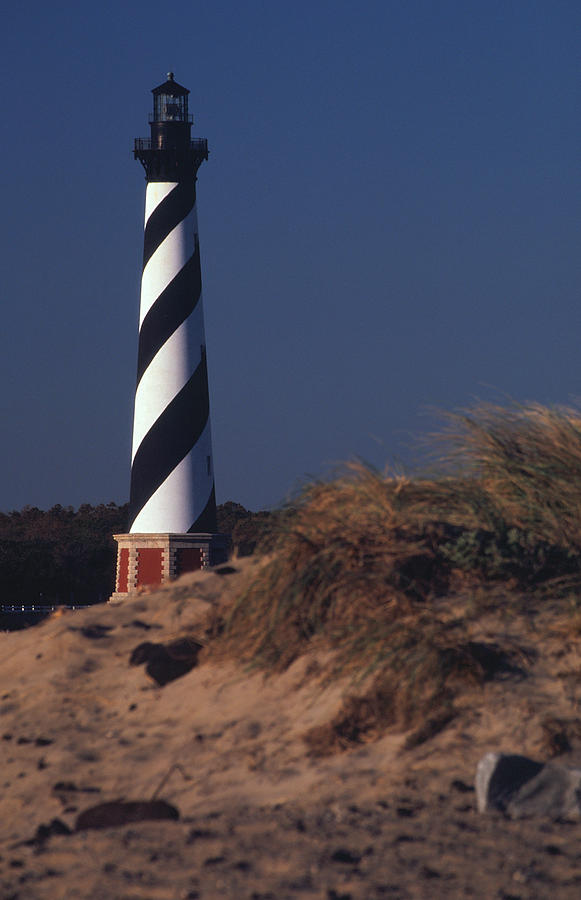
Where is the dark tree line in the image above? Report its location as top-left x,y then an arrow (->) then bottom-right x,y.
0,501 -> 274,610
0,503 -> 129,607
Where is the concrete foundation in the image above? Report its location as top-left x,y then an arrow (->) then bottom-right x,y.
110,532 -> 230,603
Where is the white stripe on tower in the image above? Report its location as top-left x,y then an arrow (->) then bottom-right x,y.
128,178 -> 216,533
139,188 -> 197,326
131,420 -> 214,533
131,306 -> 205,457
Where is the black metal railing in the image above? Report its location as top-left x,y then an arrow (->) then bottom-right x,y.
1,604 -> 94,613
134,138 -> 208,154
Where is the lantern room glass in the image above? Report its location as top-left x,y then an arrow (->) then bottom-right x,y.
153,92 -> 188,123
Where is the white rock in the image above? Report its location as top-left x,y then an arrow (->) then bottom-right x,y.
476,752 -> 581,820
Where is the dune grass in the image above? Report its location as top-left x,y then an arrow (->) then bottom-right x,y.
217,402 -> 581,751
434,402 -> 581,541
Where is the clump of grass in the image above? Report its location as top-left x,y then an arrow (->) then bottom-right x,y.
222,463 -> 453,671
436,402 -> 581,552
217,401 -> 581,750
423,403 -> 581,589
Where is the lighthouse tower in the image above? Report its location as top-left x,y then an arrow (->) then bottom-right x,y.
111,74 -> 228,601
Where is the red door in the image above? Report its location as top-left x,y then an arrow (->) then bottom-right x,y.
175,548 -> 202,576
136,548 -> 163,586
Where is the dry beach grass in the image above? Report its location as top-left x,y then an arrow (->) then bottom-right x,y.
3,402 -> 581,898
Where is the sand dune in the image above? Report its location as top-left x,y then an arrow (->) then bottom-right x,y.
2,558 -> 581,899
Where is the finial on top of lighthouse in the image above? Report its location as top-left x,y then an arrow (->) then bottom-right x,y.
167,71 -> 174,81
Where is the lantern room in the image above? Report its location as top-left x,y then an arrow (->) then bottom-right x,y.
145,72 -> 194,156
134,72 -> 208,181
151,72 -> 192,124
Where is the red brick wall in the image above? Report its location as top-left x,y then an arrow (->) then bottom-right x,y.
117,547 -> 130,592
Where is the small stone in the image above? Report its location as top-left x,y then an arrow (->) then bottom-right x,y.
475,753 -> 544,813
129,638 -> 202,686
76,799 -> 179,831
508,763 -> 581,820
476,751 -> 581,820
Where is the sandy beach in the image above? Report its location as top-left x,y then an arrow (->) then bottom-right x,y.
2,559 -> 581,899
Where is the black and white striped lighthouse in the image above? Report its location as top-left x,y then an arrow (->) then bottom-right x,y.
112,74 -> 228,600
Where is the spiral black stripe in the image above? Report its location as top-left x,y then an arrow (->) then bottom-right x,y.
129,358 -> 210,529
136,245 -> 202,387
189,485 -> 217,533
142,181 -> 195,269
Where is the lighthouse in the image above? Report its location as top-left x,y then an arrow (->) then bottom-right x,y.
111,74 -> 228,601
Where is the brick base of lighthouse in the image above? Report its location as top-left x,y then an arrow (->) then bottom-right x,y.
110,532 -> 230,603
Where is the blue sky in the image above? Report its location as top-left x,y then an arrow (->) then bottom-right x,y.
0,1 -> 579,511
